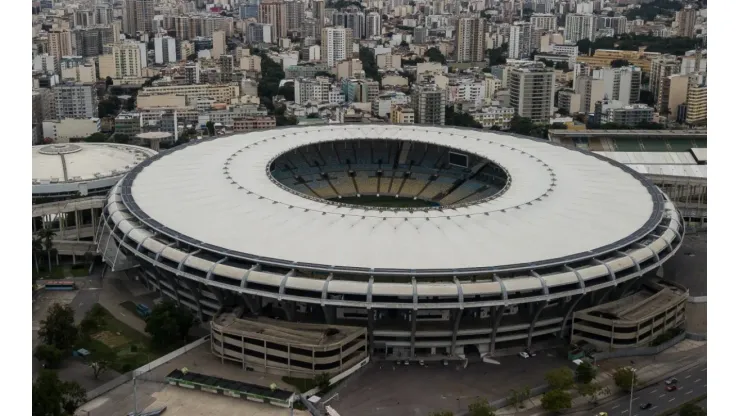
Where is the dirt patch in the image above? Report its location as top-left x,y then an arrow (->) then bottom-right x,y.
93,331 -> 130,349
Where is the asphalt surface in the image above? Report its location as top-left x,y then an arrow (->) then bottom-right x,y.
578,365 -> 707,416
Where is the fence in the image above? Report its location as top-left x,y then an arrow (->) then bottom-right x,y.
592,332 -> 686,362
84,335 -> 210,401
303,356 -> 370,397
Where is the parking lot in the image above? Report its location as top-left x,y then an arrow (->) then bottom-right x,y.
330,352 -> 569,416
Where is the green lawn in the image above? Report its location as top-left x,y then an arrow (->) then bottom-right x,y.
77,304 -> 156,373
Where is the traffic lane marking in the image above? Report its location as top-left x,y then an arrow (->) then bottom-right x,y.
612,405 -> 620,409
701,368 -> 706,372
650,389 -> 657,393
684,375 -> 692,379
685,390 -> 694,395
694,378 -> 701,383
659,394 -> 665,398
668,398 -> 675,402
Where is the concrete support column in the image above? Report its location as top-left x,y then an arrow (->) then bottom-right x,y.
560,294 -> 585,338
322,305 -> 336,324
410,310 -> 417,358
183,280 -> 205,322
340,344 -> 344,372
488,306 -> 505,356
75,210 -> 81,241
91,208 -> 97,238
263,340 -> 268,371
610,323 -> 615,350
281,301 -> 296,321
450,309 -> 463,355
312,350 -> 316,372
526,302 -> 547,350
288,345 -> 292,375
367,310 -> 375,357
241,293 -> 260,316
163,273 -> 181,305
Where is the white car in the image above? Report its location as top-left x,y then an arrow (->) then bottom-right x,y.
404,360 -> 409,366
518,352 -> 530,359
443,360 -> 448,366
419,360 -> 425,366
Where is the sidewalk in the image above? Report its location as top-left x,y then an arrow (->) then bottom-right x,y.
98,273 -> 149,336
465,341 -> 707,416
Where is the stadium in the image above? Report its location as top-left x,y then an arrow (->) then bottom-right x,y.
98,125 -> 685,361
32,143 -> 157,259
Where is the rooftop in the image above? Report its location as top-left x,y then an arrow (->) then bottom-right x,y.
32,143 -> 157,185
121,125 -> 663,272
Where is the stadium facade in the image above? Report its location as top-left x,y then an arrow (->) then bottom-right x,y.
98,125 -> 685,359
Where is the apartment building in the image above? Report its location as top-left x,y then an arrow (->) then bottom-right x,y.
469,106 -> 516,129
508,64 -> 555,123
122,0 -> 154,34
508,21 -> 534,60
294,77 -> 343,104
447,79 -> 486,107
390,105 -> 415,124
565,14 -> 597,42
99,42 -> 143,79
322,27 -> 353,68
53,83 -> 98,119
456,18 -> 484,63
154,36 -> 177,64
411,84 -> 447,125
138,84 -> 240,106
685,79 -> 707,125
376,53 -> 402,70
233,116 -> 277,132
259,0 -> 288,42
373,91 -> 410,118
42,118 -> 101,142
530,13 -> 557,31
594,101 -> 654,126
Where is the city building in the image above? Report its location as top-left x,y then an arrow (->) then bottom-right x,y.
556,89 -> 581,114
551,44 -> 579,65
373,91 -> 410,118
212,30 -> 226,59
413,26 -> 428,44
122,0 -> 154,34
333,8 -> 365,39
48,29 -> 72,61
71,25 -> 116,57
98,125 -> 684,359
285,0 -> 305,32
376,53 -> 401,69
577,49 -> 661,74
455,18 -> 484,63
594,100 -> 654,126
211,312 -> 368,378
508,21 -> 534,60
685,79 -> 707,125
530,13 -> 557,31
366,11 -> 382,38
665,74 -> 690,120
295,77 -> 342,104
42,118 -> 101,142
390,105 -> 415,124
233,116 -> 277,132
574,75 -> 604,113
565,14 -> 597,43
259,0 -> 288,42
321,27 -> 353,68
154,36 -> 176,65
99,42 -> 143,79
447,78 -> 486,107
138,84 -> 240,106
592,65 -> 642,104
597,16 -> 627,35
411,84 -> 447,125
676,7 -> 697,38
469,106 -> 516,129
508,64 -> 555,123
53,83 -> 98,119
285,63 -> 332,79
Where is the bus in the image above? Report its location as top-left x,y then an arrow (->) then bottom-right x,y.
44,280 -> 76,291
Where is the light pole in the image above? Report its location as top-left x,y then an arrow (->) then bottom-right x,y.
628,368 -> 636,416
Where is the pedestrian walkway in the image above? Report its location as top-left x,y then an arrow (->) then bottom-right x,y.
98,272 -> 149,336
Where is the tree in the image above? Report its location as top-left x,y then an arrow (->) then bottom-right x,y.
313,373 -> 331,391
400,40 -> 409,48
84,132 -> 108,143
545,367 -> 575,390
611,59 -> 630,68
32,370 -> 87,416
359,46 -> 381,82
187,53 -> 198,61
509,115 -> 537,136
613,367 -> 637,392
278,83 -> 295,102
429,412 -> 454,416
123,96 -> 136,111
79,304 -> 107,337
33,237 -> 43,274
39,303 -> 78,352
487,44 -> 508,66
105,76 -> 113,87
206,121 -> 215,136
507,385 -> 531,410
424,47 -> 447,64
88,347 -> 116,379
34,344 -> 64,369
575,362 -> 597,384
468,397 -> 495,416
577,382 -> 610,404
679,403 -> 707,416
112,134 -> 131,144
445,106 -> 483,128
554,61 -> 569,71
145,300 -> 195,350
541,389 -> 572,413
36,227 -> 57,273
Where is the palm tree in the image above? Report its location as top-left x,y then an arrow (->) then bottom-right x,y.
32,237 -> 43,275
36,228 -> 56,273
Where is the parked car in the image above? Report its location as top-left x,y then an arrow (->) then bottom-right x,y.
665,377 -> 678,385
666,385 -> 678,392
640,403 -> 653,410
518,351 -> 530,359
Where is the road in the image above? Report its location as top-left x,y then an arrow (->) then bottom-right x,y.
578,365 -> 707,416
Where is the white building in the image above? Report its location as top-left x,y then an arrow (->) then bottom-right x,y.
372,91 -> 410,118
565,14 -> 597,43
509,22 -> 534,60
551,44 -> 579,65
366,11 -> 382,38
34,54 -> 57,74
591,65 -> 642,104
447,79 -> 486,108
42,118 -> 101,142
154,36 -> 177,64
470,106 -> 516,129
321,27 -> 352,68
530,13 -> 557,31
295,77 -> 343,104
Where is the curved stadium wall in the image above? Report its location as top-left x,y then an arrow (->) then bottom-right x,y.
96,125 -> 685,359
